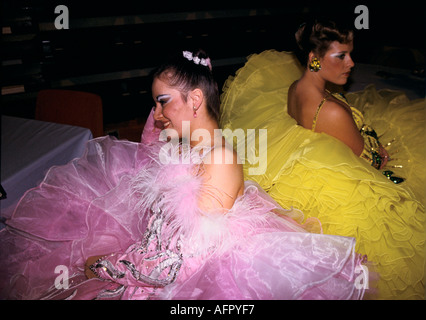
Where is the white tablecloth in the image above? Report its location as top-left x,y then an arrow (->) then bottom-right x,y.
1,116 -> 93,217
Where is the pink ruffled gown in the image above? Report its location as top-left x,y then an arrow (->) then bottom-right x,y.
0,110 -> 368,300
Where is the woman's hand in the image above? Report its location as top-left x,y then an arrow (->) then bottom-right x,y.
84,255 -> 105,279
379,144 -> 389,169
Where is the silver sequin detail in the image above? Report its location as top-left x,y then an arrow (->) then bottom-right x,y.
96,285 -> 126,299
96,199 -> 183,288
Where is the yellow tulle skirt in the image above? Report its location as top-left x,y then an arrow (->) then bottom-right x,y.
220,50 -> 425,300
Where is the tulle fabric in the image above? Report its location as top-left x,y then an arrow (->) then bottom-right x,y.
0,125 -> 366,300
160,231 -> 366,300
0,137 -> 148,299
220,50 -> 425,299
346,85 -> 426,204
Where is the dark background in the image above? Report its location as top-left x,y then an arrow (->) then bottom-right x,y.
2,0 -> 424,139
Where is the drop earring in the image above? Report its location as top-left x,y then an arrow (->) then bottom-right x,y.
193,106 -> 197,118
309,57 -> 321,72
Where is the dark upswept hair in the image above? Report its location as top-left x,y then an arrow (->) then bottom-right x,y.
295,18 -> 354,66
152,49 -> 220,122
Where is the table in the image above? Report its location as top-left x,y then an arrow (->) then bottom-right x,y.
1,115 -> 93,217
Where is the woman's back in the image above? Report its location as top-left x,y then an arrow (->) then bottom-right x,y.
287,80 -> 323,130
287,79 -> 364,156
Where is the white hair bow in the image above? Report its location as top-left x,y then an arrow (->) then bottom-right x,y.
183,51 -> 212,70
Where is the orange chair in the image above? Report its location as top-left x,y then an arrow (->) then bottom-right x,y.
35,89 -> 104,137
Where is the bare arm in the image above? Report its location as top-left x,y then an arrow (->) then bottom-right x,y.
314,100 -> 364,156
85,142 -> 245,280
199,144 -> 245,212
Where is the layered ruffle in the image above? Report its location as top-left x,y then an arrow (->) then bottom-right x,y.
0,135 -> 366,300
0,137 -> 147,299
220,50 -> 425,299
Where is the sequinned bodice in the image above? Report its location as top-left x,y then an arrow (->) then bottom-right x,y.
312,92 -> 403,183
351,107 -> 385,167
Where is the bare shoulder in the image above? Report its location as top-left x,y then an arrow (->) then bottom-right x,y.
203,144 -> 243,182
288,80 -> 323,125
314,98 -> 364,156
287,81 -> 297,115
201,144 -> 244,209
316,98 -> 353,126
288,81 -> 298,94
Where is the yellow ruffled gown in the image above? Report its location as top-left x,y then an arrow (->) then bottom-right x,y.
220,50 -> 425,300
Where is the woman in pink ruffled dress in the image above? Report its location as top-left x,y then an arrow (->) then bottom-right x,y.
0,50 -> 369,300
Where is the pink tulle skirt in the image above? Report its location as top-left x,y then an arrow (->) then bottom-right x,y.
0,136 -> 367,300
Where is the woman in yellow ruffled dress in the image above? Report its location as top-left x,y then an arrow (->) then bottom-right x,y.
220,19 -> 425,299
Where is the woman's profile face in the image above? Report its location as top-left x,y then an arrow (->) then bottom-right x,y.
152,77 -> 192,137
318,40 -> 355,85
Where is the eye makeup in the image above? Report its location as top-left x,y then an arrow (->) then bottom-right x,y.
156,94 -> 172,105
331,52 -> 347,60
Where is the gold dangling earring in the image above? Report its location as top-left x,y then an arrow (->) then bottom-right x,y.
193,106 -> 197,118
309,57 -> 321,72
